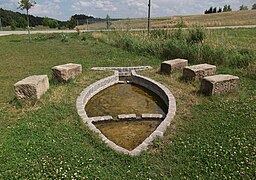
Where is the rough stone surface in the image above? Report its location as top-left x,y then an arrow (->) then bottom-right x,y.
200,74 -> 239,95
183,64 -> 216,81
92,66 -> 152,77
161,59 -> 188,74
117,114 -> 137,120
141,114 -> 164,119
14,75 -> 49,99
91,66 -> 152,72
52,63 -> 82,82
89,116 -> 113,122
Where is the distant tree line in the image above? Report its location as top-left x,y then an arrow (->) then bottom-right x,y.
205,5 -> 232,14
0,8 -> 67,29
205,3 -> 256,14
66,14 -> 120,29
253,3 -> 256,10
0,8 -> 43,28
239,3 -> 256,10
0,8 -> 116,30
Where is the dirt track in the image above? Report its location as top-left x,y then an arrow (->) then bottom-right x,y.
1,25 -> 256,37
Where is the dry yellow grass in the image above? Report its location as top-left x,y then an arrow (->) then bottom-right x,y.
77,10 -> 256,30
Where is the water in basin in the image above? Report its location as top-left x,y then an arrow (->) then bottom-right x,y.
93,119 -> 161,151
85,83 -> 167,117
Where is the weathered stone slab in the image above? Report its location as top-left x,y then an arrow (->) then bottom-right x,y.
200,74 -> 239,95
52,63 -> 82,82
141,114 -> 164,119
89,116 -> 113,122
183,63 -> 216,81
14,75 -> 49,99
117,114 -> 137,120
161,59 -> 188,74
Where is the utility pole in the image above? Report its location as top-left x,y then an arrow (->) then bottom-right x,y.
0,17 -> 3,31
87,19 -> 89,31
148,0 -> 151,34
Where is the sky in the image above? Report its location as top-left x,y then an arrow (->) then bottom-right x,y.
0,0 -> 255,21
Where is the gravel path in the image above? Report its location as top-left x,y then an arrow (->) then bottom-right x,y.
1,25 -> 256,37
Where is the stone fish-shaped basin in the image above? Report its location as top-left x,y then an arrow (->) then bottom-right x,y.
76,67 -> 176,156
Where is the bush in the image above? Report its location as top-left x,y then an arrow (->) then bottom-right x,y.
246,61 -> 256,79
201,45 -> 226,65
11,21 -> 16,30
172,28 -> 186,41
150,29 -> 171,39
33,34 -> 58,41
187,26 -> 205,44
174,17 -> 187,28
94,29 -> 255,69
60,33 -> 69,42
227,49 -> 254,68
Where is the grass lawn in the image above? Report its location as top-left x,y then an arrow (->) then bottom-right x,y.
0,32 -> 255,179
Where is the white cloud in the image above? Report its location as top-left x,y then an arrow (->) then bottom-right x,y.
1,0 -> 255,20
0,0 -> 19,10
30,1 -> 62,18
72,0 -> 117,12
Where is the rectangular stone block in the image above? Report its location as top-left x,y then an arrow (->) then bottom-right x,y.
141,114 -> 164,119
183,63 -> 216,81
117,114 -> 137,120
52,63 -> 82,82
91,116 -> 113,122
161,59 -> 188,74
14,75 -> 49,99
200,74 -> 239,95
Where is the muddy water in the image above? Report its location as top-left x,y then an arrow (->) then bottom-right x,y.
94,120 -> 161,151
85,83 -> 167,117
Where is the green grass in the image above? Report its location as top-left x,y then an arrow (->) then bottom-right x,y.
205,28 -> 256,51
0,32 -> 255,179
94,28 -> 256,71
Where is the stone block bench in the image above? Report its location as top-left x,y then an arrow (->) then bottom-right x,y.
52,63 -> 82,82
200,74 -> 239,95
183,63 -> 216,81
14,75 -> 49,99
161,59 -> 188,74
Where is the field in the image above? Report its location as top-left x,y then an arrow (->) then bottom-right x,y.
78,10 -> 256,30
0,29 -> 255,179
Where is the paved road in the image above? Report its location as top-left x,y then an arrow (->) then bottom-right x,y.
0,29 -> 91,36
1,25 -> 256,37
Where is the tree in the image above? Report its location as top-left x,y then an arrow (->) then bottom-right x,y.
18,17 -> 27,29
11,20 -> 16,30
205,7 -> 219,14
42,16 -> 49,26
252,3 -> 256,10
213,7 -> 217,13
48,20 -> 58,28
223,5 -> 232,12
218,7 -> 222,13
227,5 -> 232,11
209,7 -> 213,13
18,0 -> 36,42
67,17 -> 76,29
240,5 -> 248,10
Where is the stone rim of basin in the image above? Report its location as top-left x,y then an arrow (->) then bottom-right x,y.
76,66 -> 176,156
